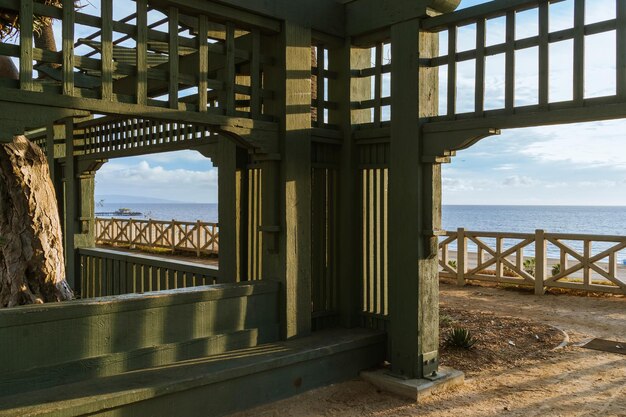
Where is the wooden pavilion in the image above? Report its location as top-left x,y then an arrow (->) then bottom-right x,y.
0,0 -> 624,414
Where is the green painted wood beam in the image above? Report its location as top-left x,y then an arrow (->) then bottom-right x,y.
148,0 -> 281,33
214,0 -> 345,37
346,0 -> 461,36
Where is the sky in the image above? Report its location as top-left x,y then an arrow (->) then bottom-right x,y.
92,0 -> 626,205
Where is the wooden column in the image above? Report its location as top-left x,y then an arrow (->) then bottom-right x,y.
262,23 -> 312,339
217,138 -> 238,283
63,119 -> 77,292
333,43 -> 371,327
235,150 -> 249,282
388,19 -> 440,379
282,23 -> 312,338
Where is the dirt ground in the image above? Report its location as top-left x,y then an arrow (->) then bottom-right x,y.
233,282 -> 626,417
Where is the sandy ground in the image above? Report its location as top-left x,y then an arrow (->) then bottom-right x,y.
233,283 -> 626,417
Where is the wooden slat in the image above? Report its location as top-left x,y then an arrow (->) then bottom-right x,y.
317,45 -> 327,127
573,0 -> 585,103
373,44 -> 383,125
198,15 -> 209,112
447,26 -> 457,116
62,0 -> 75,96
225,23 -> 236,115
168,7 -> 180,109
136,0 -> 148,105
19,0 -> 34,91
475,19 -> 486,115
617,0 -> 626,98
101,0 -> 113,100
505,10 -> 516,111
250,29 -> 261,118
538,0 -> 549,106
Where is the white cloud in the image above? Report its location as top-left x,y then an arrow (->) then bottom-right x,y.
518,120 -> 626,169
96,160 -> 218,203
502,175 -> 538,187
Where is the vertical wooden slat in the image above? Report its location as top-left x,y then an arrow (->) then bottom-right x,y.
198,15 -> 209,112
62,1 -> 75,96
136,0 -> 148,105
475,19 -> 486,115
168,7 -> 180,109
382,168 -> 388,315
505,10 -> 516,111
373,168 -> 378,314
250,29 -> 261,118
538,1 -> 549,106
573,0 -> 585,103
447,26 -> 457,116
583,240 -> 591,286
225,23 -> 236,115
19,0 -> 34,91
101,0 -> 113,100
361,170 -> 367,311
317,45 -> 327,127
65,120 -> 77,292
617,0 -> 626,98
535,230 -> 545,295
373,44 -> 383,125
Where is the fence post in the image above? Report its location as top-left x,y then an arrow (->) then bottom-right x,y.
196,220 -> 201,257
535,229 -> 546,295
457,227 -> 467,286
171,219 -> 176,254
129,218 -> 135,249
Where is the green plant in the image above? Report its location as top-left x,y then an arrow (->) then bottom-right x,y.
445,328 -> 477,349
523,257 -> 536,277
440,314 -> 455,327
551,263 -> 561,277
448,260 -> 457,269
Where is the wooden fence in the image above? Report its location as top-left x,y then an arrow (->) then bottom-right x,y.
439,229 -> 626,296
95,218 -> 219,256
78,247 -> 221,299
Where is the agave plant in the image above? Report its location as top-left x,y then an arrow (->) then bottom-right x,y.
0,1 -> 80,41
445,327 -> 477,349
523,257 -> 536,277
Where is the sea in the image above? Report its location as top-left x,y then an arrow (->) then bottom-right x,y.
96,203 -> 626,262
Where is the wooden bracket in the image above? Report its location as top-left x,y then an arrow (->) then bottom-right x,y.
422,127 -> 500,162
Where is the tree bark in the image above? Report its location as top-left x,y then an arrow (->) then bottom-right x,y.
0,55 -> 73,307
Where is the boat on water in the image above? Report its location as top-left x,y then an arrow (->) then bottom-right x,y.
95,208 -> 143,217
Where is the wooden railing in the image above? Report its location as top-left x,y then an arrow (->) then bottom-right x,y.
78,247 -> 220,299
95,218 -> 219,256
439,229 -> 626,295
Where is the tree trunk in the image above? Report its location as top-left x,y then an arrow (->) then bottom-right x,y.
0,55 -> 73,307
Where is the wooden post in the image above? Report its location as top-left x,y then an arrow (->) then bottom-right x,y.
236,150 -> 249,281
62,0 -> 75,97
19,0 -> 34,91
261,23 -> 312,339
101,0 -> 113,100
136,0 -> 148,106
388,19 -> 440,379
196,220 -> 202,257
218,139 -> 238,282
535,229 -> 546,295
457,227 -> 466,286
64,119 -> 77,292
171,219 -> 176,253
334,43 -> 371,327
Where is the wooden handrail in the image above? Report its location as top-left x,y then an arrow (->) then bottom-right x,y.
95,217 -> 219,256
439,228 -> 626,296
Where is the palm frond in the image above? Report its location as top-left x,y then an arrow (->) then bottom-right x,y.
0,1 -> 80,41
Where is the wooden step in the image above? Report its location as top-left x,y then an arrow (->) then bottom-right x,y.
0,328 -> 386,417
0,328 -> 259,397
